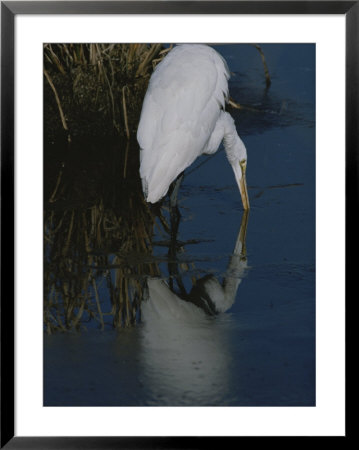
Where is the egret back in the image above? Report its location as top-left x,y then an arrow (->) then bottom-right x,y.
137,44 -> 230,203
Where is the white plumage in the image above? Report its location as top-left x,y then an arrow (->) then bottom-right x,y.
137,44 -> 249,208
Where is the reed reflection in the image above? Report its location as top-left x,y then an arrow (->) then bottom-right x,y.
44,139 -> 164,332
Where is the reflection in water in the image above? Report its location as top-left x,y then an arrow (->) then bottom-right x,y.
44,136 -> 248,335
44,130 -> 251,336
44,149 -> 250,403
44,139 -> 163,332
140,212 -> 249,405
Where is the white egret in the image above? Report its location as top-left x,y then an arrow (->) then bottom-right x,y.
137,44 -> 250,209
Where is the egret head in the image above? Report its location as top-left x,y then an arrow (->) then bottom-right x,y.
222,113 -> 250,210
226,137 -> 250,210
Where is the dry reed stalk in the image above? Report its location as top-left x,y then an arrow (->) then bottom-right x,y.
51,211 -> 66,235
72,296 -> 87,329
49,168 -> 64,203
44,69 -> 71,142
89,44 -> 97,66
228,98 -> 262,113
135,44 -> 162,77
45,44 -> 66,75
92,278 -> 105,331
82,212 -> 91,253
122,86 -> 130,139
124,277 -> 130,327
61,44 -> 74,64
253,44 -> 271,88
54,293 -> 67,331
159,46 -> 173,56
62,209 -> 75,256
123,141 -> 129,178
127,44 -> 137,66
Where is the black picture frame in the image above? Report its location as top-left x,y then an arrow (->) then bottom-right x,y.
1,1 -> 354,447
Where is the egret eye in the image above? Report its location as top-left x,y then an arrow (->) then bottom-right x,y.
240,159 -> 247,173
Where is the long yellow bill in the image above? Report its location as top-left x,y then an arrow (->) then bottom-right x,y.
232,160 -> 250,210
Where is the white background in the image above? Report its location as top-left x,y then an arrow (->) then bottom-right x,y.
15,14 -> 345,436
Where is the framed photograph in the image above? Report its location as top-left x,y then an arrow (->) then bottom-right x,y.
1,1 -> 353,446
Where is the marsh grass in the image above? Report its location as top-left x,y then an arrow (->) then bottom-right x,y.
44,44 -> 169,141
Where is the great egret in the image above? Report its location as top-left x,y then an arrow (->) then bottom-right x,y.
137,44 -> 250,209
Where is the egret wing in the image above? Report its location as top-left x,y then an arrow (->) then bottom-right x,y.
137,45 -> 230,202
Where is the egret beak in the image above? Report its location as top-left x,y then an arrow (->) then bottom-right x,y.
239,160 -> 250,210
232,160 -> 250,210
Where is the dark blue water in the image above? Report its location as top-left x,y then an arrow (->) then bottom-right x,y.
44,44 -> 315,406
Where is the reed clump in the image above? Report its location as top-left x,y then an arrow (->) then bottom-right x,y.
43,43 -> 171,332
44,44 -> 168,141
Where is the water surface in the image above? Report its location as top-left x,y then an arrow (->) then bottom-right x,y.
44,44 -> 315,406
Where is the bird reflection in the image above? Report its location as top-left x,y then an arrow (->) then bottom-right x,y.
139,211 -> 249,405
153,210 -> 248,316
